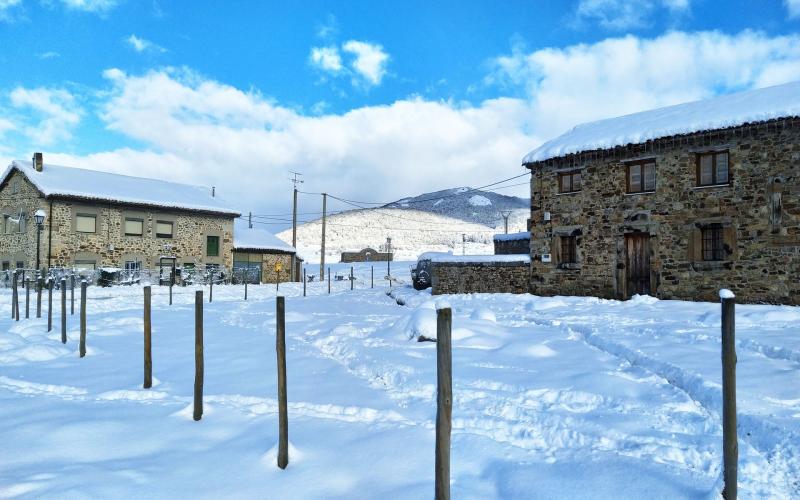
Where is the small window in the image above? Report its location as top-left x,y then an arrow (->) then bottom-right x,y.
702,224 -> 725,261
559,170 -> 582,193
11,180 -> 18,194
627,161 -> 656,193
560,235 -> 577,265
76,214 -> 97,233
1,261 -> 9,271
74,260 -> 96,270
124,260 -> 142,272
18,211 -> 26,233
156,221 -> 174,239
15,261 -> 24,269
124,218 -> 144,236
206,235 -> 220,257
696,151 -> 730,186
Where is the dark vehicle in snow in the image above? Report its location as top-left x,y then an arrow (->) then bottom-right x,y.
411,252 -> 451,290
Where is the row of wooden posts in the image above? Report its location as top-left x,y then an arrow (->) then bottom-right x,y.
9,271 -> 88,357
8,269 -> 736,499
301,265 -> 376,297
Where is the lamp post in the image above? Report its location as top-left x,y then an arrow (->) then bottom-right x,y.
34,209 -> 45,274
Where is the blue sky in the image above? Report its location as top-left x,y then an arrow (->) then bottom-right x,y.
1,0 -> 800,221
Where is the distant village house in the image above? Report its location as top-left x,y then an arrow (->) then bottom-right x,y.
0,154 -> 239,275
340,247 -> 392,263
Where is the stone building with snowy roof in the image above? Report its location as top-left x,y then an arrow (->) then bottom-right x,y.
0,154 -> 240,273
523,81 -> 800,305
232,219 -> 302,284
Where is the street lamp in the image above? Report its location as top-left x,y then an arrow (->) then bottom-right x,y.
34,209 -> 45,274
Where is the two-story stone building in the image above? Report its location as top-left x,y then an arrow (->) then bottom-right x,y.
524,81 -> 799,305
0,154 -> 240,273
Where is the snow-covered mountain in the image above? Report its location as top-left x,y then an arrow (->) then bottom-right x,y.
383,187 -> 528,228
277,208 -> 508,264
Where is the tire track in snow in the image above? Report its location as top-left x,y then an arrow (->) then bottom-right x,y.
564,323 -> 800,498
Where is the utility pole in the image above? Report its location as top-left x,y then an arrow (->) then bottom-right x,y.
320,193 -> 327,278
500,210 -> 512,234
248,211 -> 252,229
289,172 -> 303,284
289,171 -> 303,249
386,236 -> 392,288
462,233 -> 466,255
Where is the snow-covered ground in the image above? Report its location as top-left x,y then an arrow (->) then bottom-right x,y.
1,262 -> 799,499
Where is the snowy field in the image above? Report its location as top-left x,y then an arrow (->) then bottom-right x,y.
1,262 -> 799,499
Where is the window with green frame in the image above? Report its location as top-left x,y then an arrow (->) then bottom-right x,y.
206,235 -> 220,257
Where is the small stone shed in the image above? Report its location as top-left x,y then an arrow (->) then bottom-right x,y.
430,254 -> 530,295
493,231 -> 530,255
340,247 -> 392,263
232,220 -> 301,284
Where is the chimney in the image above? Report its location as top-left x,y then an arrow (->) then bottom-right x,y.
32,152 -> 43,172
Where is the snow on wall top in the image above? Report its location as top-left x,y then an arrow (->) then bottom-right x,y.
4,160 -> 240,216
233,219 -> 296,253
523,80 -> 800,164
493,231 -> 530,241
429,254 -> 530,264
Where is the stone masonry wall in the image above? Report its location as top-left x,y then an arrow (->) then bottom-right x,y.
529,119 -> 800,305
0,169 -> 234,271
431,261 -> 529,295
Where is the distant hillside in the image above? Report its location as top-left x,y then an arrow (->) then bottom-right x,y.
383,187 -> 528,228
277,208 -> 504,264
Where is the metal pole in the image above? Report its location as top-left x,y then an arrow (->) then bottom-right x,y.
721,291 -> 738,500
320,193 -> 327,279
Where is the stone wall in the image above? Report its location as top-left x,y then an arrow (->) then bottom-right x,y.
0,170 -> 235,271
0,169 -> 45,268
528,119 -> 800,305
341,248 -> 392,262
431,261 -> 529,295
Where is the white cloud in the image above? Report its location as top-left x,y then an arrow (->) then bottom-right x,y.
126,34 -> 166,53
45,68 -> 532,214
576,0 -> 690,30
310,46 -> 343,73
37,51 -> 60,59
9,86 -> 82,145
342,40 -> 389,86
488,30 -> 800,142
60,0 -> 119,13
786,0 -> 800,19
0,118 -> 14,136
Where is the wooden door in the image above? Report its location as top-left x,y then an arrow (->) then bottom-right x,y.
625,234 -> 651,297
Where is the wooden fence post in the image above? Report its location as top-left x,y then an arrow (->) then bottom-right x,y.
60,278 -> 66,344
350,266 -> 354,290
36,277 -> 42,318
47,278 -> 53,332
144,286 -> 152,389
435,307 -> 452,500
194,290 -> 204,421
10,271 -> 16,319
13,272 -> 19,321
79,281 -> 87,357
245,279 -> 248,301
327,267 -> 331,294
169,281 -> 173,306
303,269 -> 306,297
721,290 -> 738,500
25,279 -> 30,319
71,274 -> 75,315
209,275 -> 213,303
371,265 -> 374,289
276,296 -> 289,469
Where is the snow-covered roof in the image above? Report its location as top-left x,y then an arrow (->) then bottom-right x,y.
493,231 -> 530,242
3,160 -> 240,216
233,219 -> 296,253
523,80 -> 800,164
